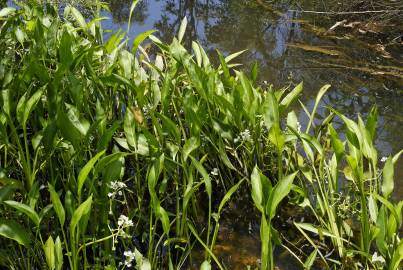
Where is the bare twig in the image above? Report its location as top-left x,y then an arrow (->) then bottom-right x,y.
287,9 -> 402,15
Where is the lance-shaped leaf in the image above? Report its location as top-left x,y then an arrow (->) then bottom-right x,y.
0,219 -> 30,246
4,200 -> 40,226
77,150 -> 105,197
48,183 -> 65,226
70,195 -> 93,235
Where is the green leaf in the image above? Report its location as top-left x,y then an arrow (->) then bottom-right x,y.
48,183 -> 65,226
382,157 -> 394,198
224,49 -> 247,63
389,240 -> 403,270
218,179 -> 245,214
77,150 -> 105,197
55,236 -> 63,270
303,248 -> 318,270
124,107 -> 137,149
268,171 -> 298,219
67,6 -> 87,28
70,195 -> 93,235
4,200 -> 40,226
182,137 -> 199,162
192,41 -> 202,66
306,84 -> 331,132
44,236 -> 55,270
366,106 -> 377,140
127,0 -> 139,32
132,30 -> 157,54
15,27 -> 25,46
251,166 -> 263,212
392,149 -> 403,165
0,7 -> 16,17
263,91 -> 280,132
200,261 -> 211,270
328,124 -> 344,162
279,82 -> 303,113
0,218 -> 30,246
190,156 -> 211,199
159,113 -> 181,142
177,17 -> 187,43
368,194 -> 378,224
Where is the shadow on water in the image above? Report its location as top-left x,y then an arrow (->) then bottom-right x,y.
100,0 -> 403,268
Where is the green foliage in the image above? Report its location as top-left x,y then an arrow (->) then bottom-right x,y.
0,1 -> 401,270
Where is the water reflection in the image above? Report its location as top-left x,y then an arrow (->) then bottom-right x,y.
104,0 -> 402,150
103,0 -> 402,267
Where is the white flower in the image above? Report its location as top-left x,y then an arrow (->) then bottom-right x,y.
380,156 -> 388,162
118,215 -> 133,227
123,250 -> 135,267
240,129 -> 251,141
296,121 -> 302,133
109,181 -> 127,190
371,252 -> 385,264
234,129 -> 252,144
108,192 -> 115,198
211,168 -> 219,176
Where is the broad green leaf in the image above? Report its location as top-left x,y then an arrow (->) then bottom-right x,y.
251,166 -> 263,212
70,195 -> 93,235
263,91 -> 279,132
192,41 -> 202,66
68,6 -> 87,28
55,236 -> 63,270
158,206 -> 170,235
0,7 -> 16,17
389,240 -> 403,270
268,171 -> 298,219
177,17 -> 187,43
132,30 -> 157,54
77,150 -> 105,197
182,137 -> 199,162
368,194 -> 378,224
366,106 -> 377,140
15,27 -> 25,46
44,236 -> 55,270
124,107 -> 137,148
200,261 -> 211,270
16,92 -> 27,126
382,157 -> 394,198
280,82 -> 303,112
4,200 -> 40,226
134,248 -> 152,270
190,156 -> 211,199
0,219 -> 30,246
48,183 -> 65,226
328,124 -> 344,162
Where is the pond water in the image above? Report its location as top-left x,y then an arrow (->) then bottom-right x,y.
99,0 -> 403,268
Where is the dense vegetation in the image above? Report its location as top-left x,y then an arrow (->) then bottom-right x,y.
0,1 -> 401,269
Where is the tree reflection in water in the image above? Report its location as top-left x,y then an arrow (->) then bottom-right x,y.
105,0 -> 403,195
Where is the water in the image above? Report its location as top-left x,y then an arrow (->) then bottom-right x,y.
100,1 -> 402,268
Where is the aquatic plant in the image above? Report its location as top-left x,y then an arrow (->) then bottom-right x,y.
0,1 -> 401,270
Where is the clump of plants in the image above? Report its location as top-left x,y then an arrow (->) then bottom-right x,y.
0,1 -> 401,270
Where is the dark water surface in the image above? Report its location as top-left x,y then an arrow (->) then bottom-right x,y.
99,0 -> 403,268
102,0 -> 403,158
